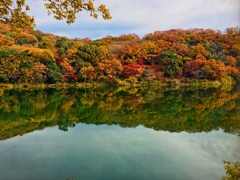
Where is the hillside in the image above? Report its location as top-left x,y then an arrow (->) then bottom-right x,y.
0,23 -> 240,85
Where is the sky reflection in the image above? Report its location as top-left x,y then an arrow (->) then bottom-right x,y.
0,124 -> 239,180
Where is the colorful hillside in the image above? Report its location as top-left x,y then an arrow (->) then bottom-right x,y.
0,23 -> 240,85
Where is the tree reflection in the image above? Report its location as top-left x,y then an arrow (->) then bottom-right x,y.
222,161 -> 240,179
0,86 -> 240,140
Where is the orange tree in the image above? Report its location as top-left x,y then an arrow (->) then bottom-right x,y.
96,58 -> 123,81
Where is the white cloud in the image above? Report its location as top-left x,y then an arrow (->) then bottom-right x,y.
27,0 -> 240,39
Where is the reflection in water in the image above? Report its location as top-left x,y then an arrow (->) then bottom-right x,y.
0,86 -> 240,179
0,86 -> 240,139
0,123 -> 239,180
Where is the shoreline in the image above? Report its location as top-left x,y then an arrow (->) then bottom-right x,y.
0,78 -> 234,91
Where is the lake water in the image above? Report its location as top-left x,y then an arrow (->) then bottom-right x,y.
0,86 -> 239,180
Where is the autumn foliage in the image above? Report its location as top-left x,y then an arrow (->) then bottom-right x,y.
0,22 -> 240,84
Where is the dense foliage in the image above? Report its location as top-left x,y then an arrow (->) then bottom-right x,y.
0,23 -> 240,85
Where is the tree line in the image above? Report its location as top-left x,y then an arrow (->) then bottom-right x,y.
0,23 -> 240,85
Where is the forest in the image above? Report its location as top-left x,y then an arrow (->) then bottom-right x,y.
0,22 -> 240,85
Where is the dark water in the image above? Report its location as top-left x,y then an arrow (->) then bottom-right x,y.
0,86 -> 239,180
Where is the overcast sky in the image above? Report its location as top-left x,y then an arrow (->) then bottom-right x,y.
28,0 -> 240,39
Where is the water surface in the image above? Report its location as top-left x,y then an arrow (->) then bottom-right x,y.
0,86 -> 239,179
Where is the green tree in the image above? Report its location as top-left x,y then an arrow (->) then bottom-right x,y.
55,36 -> 73,56
159,51 -> 182,77
46,62 -> 62,83
38,36 -> 55,50
0,46 -> 18,58
76,43 -> 108,65
30,49 -> 62,83
0,47 -> 19,82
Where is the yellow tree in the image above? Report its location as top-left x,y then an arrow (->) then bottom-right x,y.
188,44 -> 210,60
140,41 -> 159,60
79,65 -> 94,82
97,58 -> 123,81
0,0 -> 111,29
